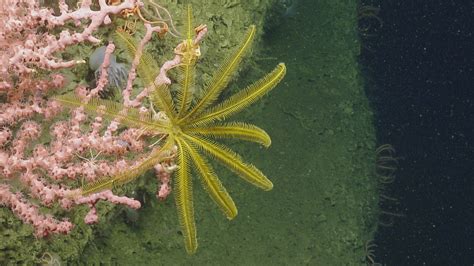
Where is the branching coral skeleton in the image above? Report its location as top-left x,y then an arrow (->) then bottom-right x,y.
0,0 -> 187,237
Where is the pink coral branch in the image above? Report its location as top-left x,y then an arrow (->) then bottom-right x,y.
154,25 -> 208,86
0,185 -> 73,237
155,163 -> 172,200
122,23 -> 167,107
1,0 -> 141,80
76,190 -> 141,224
86,43 -> 116,101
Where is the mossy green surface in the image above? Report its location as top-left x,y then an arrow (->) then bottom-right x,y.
79,0 -> 379,265
0,0 -> 378,264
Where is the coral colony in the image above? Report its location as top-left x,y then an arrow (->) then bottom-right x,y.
0,0 -> 285,253
0,0 -> 166,237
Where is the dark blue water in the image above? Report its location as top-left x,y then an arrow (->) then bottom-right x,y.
362,1 -> 473,264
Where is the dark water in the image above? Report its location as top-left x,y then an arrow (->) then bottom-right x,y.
360,1 -> 473,264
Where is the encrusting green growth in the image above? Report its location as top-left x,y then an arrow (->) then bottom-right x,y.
54,5 -> 286,254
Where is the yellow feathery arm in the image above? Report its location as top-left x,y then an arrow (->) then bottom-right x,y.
149,84 -> 176,120
81,138 -> 175,195
176,63 -> 195,118
54,93 -> 165,131
184,134 -> 273,191
176,5 -> 197,118
189,63 -> 286,125
180,25 -> 257,123
185,4 -> 193,41
174,139 -> 198,254
181,139 -> 237,219
186,122 -> 271,147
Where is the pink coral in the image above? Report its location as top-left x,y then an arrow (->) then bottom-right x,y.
0,0 -> 205,237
